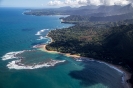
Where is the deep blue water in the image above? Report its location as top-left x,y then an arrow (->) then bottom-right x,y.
0,8 -> 125,88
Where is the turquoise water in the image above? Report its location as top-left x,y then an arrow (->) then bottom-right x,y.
0,8 -> 124,88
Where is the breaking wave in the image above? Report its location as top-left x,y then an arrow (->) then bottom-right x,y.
7,59 -> 66,70
37,36 -> 47,40
35,29 -> 49,36
2,51 -> 25,61
1,50 -> 36,61
2,50 -> 66,70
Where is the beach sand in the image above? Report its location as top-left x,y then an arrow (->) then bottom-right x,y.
39,45 -> 80,58
40,45 -> 58,53
38,44 -> 132,88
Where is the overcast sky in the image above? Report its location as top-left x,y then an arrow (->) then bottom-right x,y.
0,0 -> 132,8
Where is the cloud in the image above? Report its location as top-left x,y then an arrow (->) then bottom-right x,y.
48,0 -> 132,7
48,0 -> 63,6
97,0 -> 130,6
78,0 -> 88,4
48,0 -> 88,7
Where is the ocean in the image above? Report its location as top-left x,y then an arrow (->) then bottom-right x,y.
0,7 -> 125,88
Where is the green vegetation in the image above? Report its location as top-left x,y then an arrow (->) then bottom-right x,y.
46,22 -> 133,61
46,21 -> 133,85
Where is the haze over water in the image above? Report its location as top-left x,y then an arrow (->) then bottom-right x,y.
0,8 -> 124,88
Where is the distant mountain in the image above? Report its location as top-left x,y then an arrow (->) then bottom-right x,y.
118,4 -> 133,14
89,12 -> 133,22
97,5 -> 122,13
24,4 -> 133,21
72,4 -> 133,16
78,5 -> 99,10
59,6 -> 72,10
81,4 -> 133,16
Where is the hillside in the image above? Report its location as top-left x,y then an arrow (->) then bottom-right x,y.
46,22 -> 133,86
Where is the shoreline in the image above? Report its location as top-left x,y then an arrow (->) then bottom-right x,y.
39,44 -> 80,58
38,43 -> 132,88
36,19 -> 132,88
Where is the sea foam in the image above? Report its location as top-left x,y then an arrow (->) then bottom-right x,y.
7,59 -> 66,70
37,36 -> 47,40
1,51 -> 24,61
35,29 -> 49,36
2,50 -> 66,70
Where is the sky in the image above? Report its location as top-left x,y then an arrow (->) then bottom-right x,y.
0,0 -> 133,8
0,0 -> 51,8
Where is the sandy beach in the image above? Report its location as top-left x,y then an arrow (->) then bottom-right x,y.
38,39 -> 132,88
39,44 -> 80,58
40,45 -> 58,53
41,33 -> 80,58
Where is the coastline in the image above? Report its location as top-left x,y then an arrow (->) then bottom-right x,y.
38,43 -> 132,88
35,19 -> 132,88
39,44 -> 80,58
39,31 -> 80,58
